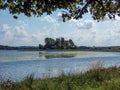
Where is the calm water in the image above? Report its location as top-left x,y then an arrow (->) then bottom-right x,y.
0,50 -> 120,81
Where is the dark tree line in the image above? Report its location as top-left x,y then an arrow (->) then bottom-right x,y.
39,37 -> 77,49
0,45 -> 18,50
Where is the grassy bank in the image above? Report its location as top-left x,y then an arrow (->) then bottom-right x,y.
0,62 -> 120,90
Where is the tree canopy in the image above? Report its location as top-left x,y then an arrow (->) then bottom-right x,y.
39,37 -> 76,49
0,0 -> 120,21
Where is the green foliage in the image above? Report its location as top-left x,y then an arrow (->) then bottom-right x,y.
0,45 -> 17,50
0,0 -> 120,21
40,37 -> 76,50
45,37 -> 56,49
103,79 -> 120,90
39,44 -> 44,49
0,66 -> 120,90
24,74 -> 34,90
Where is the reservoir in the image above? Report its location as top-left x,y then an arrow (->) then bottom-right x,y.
0,50 -> 120,81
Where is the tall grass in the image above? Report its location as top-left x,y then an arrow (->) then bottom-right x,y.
90,60 -> 104,70
0,60 -> 120,90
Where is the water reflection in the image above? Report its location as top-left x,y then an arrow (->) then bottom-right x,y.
0,50 -> 120,61
39,52 -> 76,59
0,50 -> 120,81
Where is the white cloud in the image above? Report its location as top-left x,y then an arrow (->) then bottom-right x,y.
2,24 -> 11,30
57,18 -> 120,46
13,26 -> 28,38
115,16 -> 120,20
17,20 -> 28,26
0,15 -> 120,46
43,15 -> 60,30
59,28 -> 120,46
69,19 -> 95,30
77,20 -> 94,29
43,15 -> 59,26
0,24 -> 13,45
0,23 -> 30,46
44,15 -> 57,23
1,18 -> 120,46
57,12 -> 63,21
31,31 -> 50,45
0,23 -> 58,46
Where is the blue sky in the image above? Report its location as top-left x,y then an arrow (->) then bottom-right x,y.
0,10 -> 120,46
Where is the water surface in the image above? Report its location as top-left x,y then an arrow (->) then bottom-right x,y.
0,50 -> 120,81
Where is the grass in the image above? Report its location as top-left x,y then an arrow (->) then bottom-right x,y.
0,61 -> 120,90
106,49 -> 120,52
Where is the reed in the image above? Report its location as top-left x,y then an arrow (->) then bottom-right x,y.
0,61 -> 120,90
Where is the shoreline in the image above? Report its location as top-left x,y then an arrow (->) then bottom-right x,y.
0,49 -> 120,52
16,49 -> 120,52
0,66 -> 120,90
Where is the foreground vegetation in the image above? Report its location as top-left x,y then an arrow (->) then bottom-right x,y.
0,61 -> 120,90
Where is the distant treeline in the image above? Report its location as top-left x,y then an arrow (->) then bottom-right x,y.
39,37 -> 77,49
0,45 -> 38,50
0,45 -> 18,50
78,46 -> 120,52
0,37 -> 120,51
39,37 -> 120,51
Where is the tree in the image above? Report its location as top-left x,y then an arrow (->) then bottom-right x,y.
42,37 -> 77,49
39,44 -> 44,49
55,38 -> 61,49
45,37 -> 55,49
68,39 -> 76,49
0,0 -> 120,21
61,37 -> 66,49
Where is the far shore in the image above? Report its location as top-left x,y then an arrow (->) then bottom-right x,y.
0,44 -> 120,52
17,49 -> 120,52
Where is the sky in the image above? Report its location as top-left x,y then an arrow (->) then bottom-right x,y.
0,9 -> 120,46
